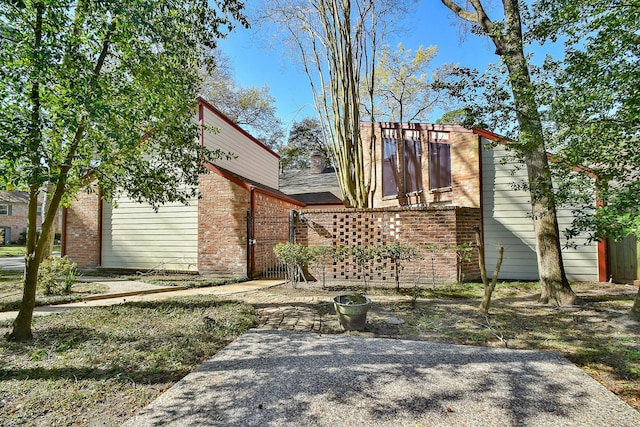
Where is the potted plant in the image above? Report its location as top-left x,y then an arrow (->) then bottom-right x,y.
333,294 -> 372,331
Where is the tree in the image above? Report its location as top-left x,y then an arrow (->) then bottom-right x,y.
200,49 -> 286,150
279,117 -> 328,170
0,0 -> 247,341
260,0 -> 413,208
440,0 -> 577,305
436,107 -> 474,126
531,0 -> 640,242
364,43 -> 455,123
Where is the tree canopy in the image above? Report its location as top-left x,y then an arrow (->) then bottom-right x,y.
531,0 -> 640,242
0,0 -> 247,341
365,43 -> 457,123
279,117 -> 328,170
259,0 -> 416,208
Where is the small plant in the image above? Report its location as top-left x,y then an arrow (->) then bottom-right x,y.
350,245 -> 380,289
38,256 -> 79,296
273,243 -> 313,288
308,245 -> 346,288
379,243 -> 422,291
339,294 -> 368,305
475,227 -> 504,314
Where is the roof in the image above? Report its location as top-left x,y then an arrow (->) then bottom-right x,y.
279,167 -> 344,206
205,163 -> 305,207
0,191 -> 29,204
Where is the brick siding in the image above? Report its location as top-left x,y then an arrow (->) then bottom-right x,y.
63,187 -> 101,268
198,172 -> 251,276
362,123 -> 481,209
0,201 -> 43,245
251,192 -> 300,277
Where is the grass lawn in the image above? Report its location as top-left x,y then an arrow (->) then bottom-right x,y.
0,295 -> 256,426
0,246 -> 25,257
0,269 -> 108,311
0,244 -> 61,257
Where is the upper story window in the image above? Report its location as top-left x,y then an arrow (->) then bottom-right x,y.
0,204 -> 9,215
382,133 -> 399,197
383,128 -> 424,197
403,133 -> 423,194
428,131 -> 451,190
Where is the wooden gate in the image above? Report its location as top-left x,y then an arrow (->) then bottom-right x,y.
247,211 -> 295,278
609,234 -> 639,283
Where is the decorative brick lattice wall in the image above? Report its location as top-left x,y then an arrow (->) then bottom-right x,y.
296,207 -> 481,286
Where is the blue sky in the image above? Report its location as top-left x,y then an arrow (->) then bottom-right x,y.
216,1 -> 550,133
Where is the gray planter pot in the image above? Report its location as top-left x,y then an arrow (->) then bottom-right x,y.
333,295 -> 371,331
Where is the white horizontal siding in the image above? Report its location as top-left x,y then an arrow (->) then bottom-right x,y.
102,196 -> 198,271
202,107 -> 279,189
482,140 -> 598,282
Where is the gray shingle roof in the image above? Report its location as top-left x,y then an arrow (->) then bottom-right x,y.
279,168 -> 344,206
0,191 -> 29,204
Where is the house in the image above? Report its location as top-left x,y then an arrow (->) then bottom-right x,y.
0,191 -> 44,245
62,107 -> 614,283
361,122 -> 605,283
62,98 -> 304,277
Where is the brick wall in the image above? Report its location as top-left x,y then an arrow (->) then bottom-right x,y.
362,123 -> 481,209
198,172 -> 251,276
63,187 -> 101,268
295,206 -> 481,286
198,172 -> 302,277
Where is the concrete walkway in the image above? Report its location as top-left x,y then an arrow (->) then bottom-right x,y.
0,278 -> 284,323
124,329 -> 640,427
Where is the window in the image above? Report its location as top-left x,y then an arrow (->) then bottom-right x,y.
404,137 -> 423,194
428,131 -> 451,190
0,204 -> 9,216
382,136 -> 398,197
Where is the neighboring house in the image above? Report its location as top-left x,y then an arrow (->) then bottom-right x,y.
62,98 -> 304,276
0,191 -> 44,245
362,122 -> 606,283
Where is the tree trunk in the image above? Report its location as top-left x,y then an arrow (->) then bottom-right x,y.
9,188 -> 42,342
440,0 -> 577,305
632,282 -> 640,316
499,1 -> 576,305
40,183 -> 57,260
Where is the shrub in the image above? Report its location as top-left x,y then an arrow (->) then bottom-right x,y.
273,243 -> 313,288
38,256 -> 79,296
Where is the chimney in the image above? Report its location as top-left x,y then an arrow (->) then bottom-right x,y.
310,152 -> 324,174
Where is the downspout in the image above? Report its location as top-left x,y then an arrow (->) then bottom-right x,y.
249,186 -> 256,278
478,133 -> 486,278
98,189 -> 103,267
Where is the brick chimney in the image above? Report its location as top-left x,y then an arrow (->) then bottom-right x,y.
310,152 -> 325,174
